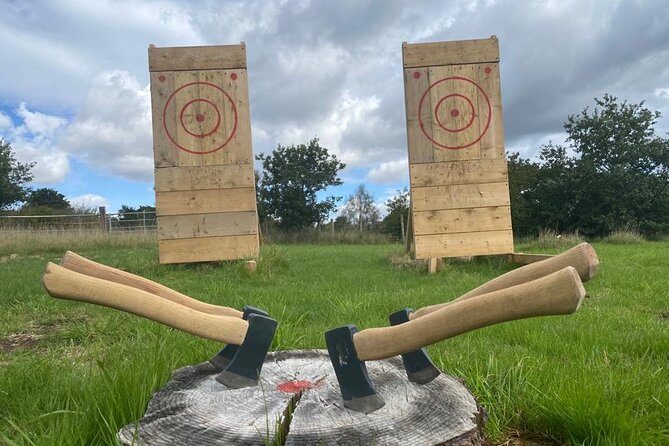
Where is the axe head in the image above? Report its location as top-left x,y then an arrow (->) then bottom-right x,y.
389,308 -> 441,384
209,306 -> 269,371
215,313 -> 277,388
324,325 -> 385,414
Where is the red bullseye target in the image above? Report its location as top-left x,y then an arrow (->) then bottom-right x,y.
162,81 -> 238,155
418,76 -> 491,150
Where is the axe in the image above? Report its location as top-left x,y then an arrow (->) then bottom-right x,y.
42,262 -> 277,388
59,251 -> 269,370
325,266 -> 585,414
387,243 -> 599,383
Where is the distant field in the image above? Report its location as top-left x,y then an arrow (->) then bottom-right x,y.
0,232 -> 667,445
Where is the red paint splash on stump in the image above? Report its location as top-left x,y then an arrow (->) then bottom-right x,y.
277,380 -> 320,393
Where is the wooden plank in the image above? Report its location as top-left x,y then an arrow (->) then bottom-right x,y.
432,64 -> 482,162
158,234 -> 259,263
412,182 -> 510,212
157,211 -> 258,240
156,188 -> 256,216
415,230 -> 513,259
474,62 -> 505,160
402,38 -> 499,68
151,71 -> 178,167
155,164 -> 254,192
148,44 -> 246,72
410,159 -> 508,187
413,206 -> 512,235
404,66 -> 434,164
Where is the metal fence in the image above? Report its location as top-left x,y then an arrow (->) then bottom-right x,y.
0,207 -> 157,233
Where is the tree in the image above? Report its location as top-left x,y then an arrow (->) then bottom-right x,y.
116,205 -> 156,228
256,138 -> 345,229
0,139 -> 34,210
381,187 -> 410,239
508,95 -> 669,236
340,184 -> 380,232
23,188 -> 70,210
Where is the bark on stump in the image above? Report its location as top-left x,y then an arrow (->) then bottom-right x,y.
118,350 -> 486,445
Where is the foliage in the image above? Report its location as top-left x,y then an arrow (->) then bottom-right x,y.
509,95 -> 669,237
256,138 -> 345,229
23,188 -> 70,210
115,205 -> 156,228
339,184 -> 380,232
0,139 -> 34,210
381,187 -> 410,240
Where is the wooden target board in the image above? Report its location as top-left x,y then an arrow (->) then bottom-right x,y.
403,37 -> 514,259
149,44 -> 259,264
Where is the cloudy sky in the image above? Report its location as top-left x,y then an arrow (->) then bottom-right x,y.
1,0 -> 668,213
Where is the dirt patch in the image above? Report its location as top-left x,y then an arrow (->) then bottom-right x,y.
659,310 -> 669,321
0,317 -> 88,353
0,253 -> 19,263
0,332 -> 43,353
492,431 -> 564,446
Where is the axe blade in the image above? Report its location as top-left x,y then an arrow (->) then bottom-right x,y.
215,313 -> 277,388
209,306 -> 270,371
325,325 -> 385,414
389,308 -> 441,384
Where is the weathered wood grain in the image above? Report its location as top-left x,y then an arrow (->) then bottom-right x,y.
118,350 -> 485,445
403,37 -> 499,68
149,44 -> 246,72
158,234 -> 259,264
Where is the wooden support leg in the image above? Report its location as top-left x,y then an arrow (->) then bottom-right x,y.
427,257 -> 438,274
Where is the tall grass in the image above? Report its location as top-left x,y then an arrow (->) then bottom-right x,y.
0,229 -> 156,256
261,227 -> 393,245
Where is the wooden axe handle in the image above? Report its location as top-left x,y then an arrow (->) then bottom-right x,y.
43,262 -> 248,345
410,242 -> 598,320
61,251 -> 243,318
354,266 -> 584,361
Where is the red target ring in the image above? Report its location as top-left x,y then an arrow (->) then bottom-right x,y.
418,76 -> 492,150
434,93 -> 476,133
162,81 -> 238,155
179,98 -> 221,138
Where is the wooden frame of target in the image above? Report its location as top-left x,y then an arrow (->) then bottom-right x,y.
403,37 -> 514,260
148,43 -> 259,264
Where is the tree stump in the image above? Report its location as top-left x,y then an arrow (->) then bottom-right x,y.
118,350 -> 486,445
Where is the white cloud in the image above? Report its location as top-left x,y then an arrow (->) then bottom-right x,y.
366,158 -> 408,184
68,193 -> 110,211
0,112 -> 12,129
60,70 -> 153,181
0,103 -> 70,184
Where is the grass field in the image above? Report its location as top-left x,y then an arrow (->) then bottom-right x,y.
0,232 -> 667,445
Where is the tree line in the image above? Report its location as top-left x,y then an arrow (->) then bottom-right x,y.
2,95 -> 667,238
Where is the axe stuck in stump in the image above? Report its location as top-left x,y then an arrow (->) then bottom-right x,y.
325,242 -> 599,413
42,252 -> 278,388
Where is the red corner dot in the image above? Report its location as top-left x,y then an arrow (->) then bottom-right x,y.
484,67 -> 492,74
196,114 -> 205,122
450,109 -> 460,117
158,75 -> 166,82
413,71 -> 421,79
230,73 -> 238,80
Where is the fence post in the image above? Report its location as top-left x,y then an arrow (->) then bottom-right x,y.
99,206 -> 108,232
